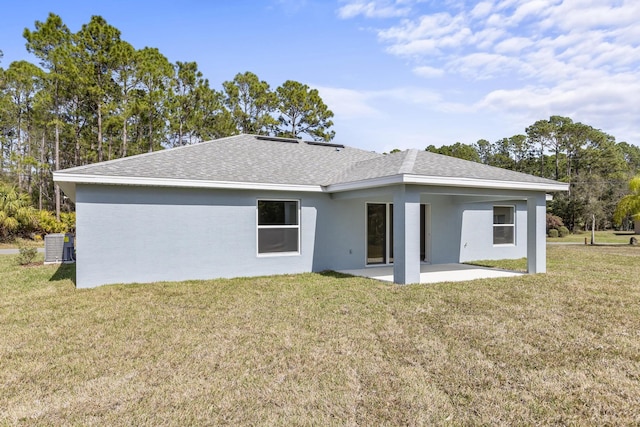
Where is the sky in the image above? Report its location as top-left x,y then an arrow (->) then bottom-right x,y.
1,0 -> 639,153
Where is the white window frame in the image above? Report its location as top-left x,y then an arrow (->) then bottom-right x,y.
256,199 -> 301,256
493,205 -> 516,246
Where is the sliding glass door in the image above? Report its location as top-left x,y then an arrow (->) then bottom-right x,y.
367,203 -> 429,265
367,204 -> 388,264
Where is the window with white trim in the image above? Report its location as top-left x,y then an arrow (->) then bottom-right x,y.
493,206 -> 515,245
257,200 -> 299,254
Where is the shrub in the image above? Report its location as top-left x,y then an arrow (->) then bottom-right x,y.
548,229 -> 559,238
0,183 -> 38,240
60,212 -> 76,234
35,211 -> 76,236
546,213 -> 564,232
36,210 -> 66,235
558,226 -> 570,237
17,245 -> 38,266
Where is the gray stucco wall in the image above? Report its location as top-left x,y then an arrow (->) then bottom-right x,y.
74,184 -> 534,288
75,185 -> 339,288
458,201 -> 528,262
311,197 -> 368,272
421,194 -> 460,264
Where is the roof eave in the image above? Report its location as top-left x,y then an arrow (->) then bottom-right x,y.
325,174 -> 570,193
52,173 -> 324,195
53,172 -> 570,199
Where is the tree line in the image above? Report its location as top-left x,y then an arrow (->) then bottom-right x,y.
0,13 -> 335,218
2,14 -> 639,236
425,116 -> 640,232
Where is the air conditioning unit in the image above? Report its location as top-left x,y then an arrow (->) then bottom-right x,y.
44,233 -> 76,264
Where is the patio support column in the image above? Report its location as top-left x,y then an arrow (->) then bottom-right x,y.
393,185 -> 421,284
527,193 -> 546,274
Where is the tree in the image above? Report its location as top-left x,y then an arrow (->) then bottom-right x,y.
223,71 -> 277,135
167,61 -> 214,146
426,142 -> 480,162
196,80 -> 236,141
76,15 -> 121,163
508,134 -> 532,172
3,61 -> 43,191
490,138 -> 515,170
475,139 -> 492,164
135,47 -> 173,152
111,40 -> 137,157
526,116 -> 573,180
613,175 -> 640,228
564,122 -> 591,179
618,142 -> 640,174
24,13 -> 73,219
275,80 -> 335,141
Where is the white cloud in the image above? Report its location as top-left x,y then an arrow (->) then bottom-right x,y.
548,1 -> 640,31
336,0 -> 640,145
379,12 -> 464,43
317,85 -> 442,113
470,1 -> 494,19
494,37 -> 533,54
448,53 -> 523,79
337,1 -> 411,19
314,86 -> 383,119
386,38 -> 439,55
478,72 -> 640,142
505,0 -> 556,26
413,65 -> 444,78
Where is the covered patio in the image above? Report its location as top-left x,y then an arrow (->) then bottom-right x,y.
338,263 -> 524,284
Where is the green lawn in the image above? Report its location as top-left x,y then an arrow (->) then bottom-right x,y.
0,238 -> 44,249
547,229 -> 637,244
2,246 -> 640,425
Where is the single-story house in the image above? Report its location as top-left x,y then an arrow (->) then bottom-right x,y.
53,134 -> 569,288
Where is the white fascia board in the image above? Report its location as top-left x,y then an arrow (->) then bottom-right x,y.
403,174 -> 570,192
324,175 -> 403,192
325,174 -> 570,193
52,173 -> 323,193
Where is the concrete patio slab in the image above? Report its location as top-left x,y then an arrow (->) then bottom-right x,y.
338,263 -> 524,284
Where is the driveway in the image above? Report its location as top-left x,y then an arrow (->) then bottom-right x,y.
0,248 -> 45,255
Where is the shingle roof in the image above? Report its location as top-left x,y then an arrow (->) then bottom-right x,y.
329,148 -> 562,186
55,134 -> 568,194
57,134 -> 381,186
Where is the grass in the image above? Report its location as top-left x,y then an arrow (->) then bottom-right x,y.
547,229 -> 638,244
0,238 -> 44,249
2,246 -> 640,425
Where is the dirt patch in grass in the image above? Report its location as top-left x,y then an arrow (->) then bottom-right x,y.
1,246 -> 640,425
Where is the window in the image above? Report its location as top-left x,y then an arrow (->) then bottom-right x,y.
493,206 -> 515,245
257,200 -> 299,254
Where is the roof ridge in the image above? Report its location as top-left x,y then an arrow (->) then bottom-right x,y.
398,149 -> 418,174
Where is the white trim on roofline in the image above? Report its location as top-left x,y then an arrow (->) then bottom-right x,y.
325,174 -> 570,193
54,171 -> 569,195
53,173 -> 324,193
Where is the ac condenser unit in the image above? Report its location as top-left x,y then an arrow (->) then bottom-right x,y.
44,233 -> 75,264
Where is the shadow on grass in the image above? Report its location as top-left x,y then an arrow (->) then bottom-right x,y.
317,270 -> 355,279
49,262 -> 76,285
